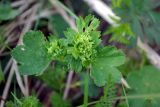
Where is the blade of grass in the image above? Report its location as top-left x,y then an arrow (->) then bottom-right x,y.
53,0 -> 78,19
11,92 -> 22,105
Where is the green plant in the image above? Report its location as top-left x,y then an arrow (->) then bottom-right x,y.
109,0 -> 160,45
39,62 -> 67,91
6,95 -> 41,107
1,0 -> 160,107
51,92 -> 71,107
80,72 -> 101,98
105,22 -> 134,44
12,15 -> 125,87
126,66 -> 160,107
97,75 -> 116,107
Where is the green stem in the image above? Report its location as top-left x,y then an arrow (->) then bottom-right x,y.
83,71 -> 89,107
70,82 -> 81,88
122,83 -> 129,107
50,0 -> 78,19
56,0 -> 78,19
77,93 -> 160,107
11,92 -> 22,105
2,43 -> 12,51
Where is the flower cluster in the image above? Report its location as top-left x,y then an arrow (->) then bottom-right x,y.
46,38 -> 66,61
69,31 -> 97,66
47,40 -> 62,58
47,15 -> 101,69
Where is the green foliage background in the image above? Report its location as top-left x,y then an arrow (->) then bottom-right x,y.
0,0 -> 160,107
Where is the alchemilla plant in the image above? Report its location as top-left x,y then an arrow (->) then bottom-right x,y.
12,15 -> 125,87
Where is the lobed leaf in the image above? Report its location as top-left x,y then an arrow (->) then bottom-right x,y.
127,66 -> 160,107
91,46 -> 125,86
12,31 -> 51,75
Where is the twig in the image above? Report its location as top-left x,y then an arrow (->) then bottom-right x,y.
84,0 -> 120,25
63,71 -> 74,100
23,76 -> 29,96
121,78 -> 130,89
0,62 -> 15,107
23,9 -> 57,24
4,59 -> 12,75
0,52 -> 10,57
32,9 -> 57,20
20,5 -> 36,20
138,38 -> 160,69
11,0 -> 25,7
37,84 -> 46,97
0,97 -> 5,102
17,0 -> 35,14
14,61 -> 27,96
